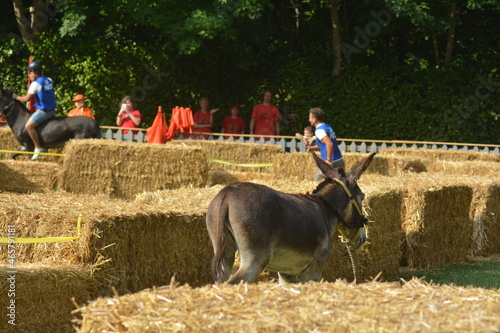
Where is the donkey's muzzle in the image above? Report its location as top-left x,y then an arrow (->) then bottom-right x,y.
351,215 -> 368,228
348,227 -> 367,250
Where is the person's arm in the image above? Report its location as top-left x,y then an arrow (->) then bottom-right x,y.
241,117 -> 246,134
12,92 -> 33,103
87,108 -> 95,120
128,111 -> 141,126
321,135 -> 334,164
116,105 -> 126,126
250,118 -> 255,134
275,118 -> 280,136
209,108 -> 219,127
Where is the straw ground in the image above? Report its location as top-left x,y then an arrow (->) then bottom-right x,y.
75,278 -> 500,332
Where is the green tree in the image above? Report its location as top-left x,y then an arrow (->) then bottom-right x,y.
0,0 -> 498,143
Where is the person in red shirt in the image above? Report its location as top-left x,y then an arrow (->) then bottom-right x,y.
221,104 -> 246,139
250,89 -> 280,140
68,94 -> 95,119
116,96 -> 141,134
193,97 -> 219,139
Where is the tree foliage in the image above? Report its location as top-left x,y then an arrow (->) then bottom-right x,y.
1,0 -> 498,143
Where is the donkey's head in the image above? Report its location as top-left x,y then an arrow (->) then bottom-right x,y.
0,86 -> 15,117
311,152 -> 376,249
0,85 -> 10,113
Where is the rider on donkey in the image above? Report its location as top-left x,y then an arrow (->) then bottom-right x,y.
12,61 -> 57,160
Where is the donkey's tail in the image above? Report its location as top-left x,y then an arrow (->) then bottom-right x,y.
211,191 -> 230,284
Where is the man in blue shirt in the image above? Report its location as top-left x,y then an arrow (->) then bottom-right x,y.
13,61 -> 57,160
308,107 -> 344,181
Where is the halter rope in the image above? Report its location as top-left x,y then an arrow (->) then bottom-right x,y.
311,178 -> 365,284
311,182 -> 364,246
326,178 -> 364,246
1,100 -> 15,118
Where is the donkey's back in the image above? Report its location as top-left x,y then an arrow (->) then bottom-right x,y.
36,116 -> 101,147
206,182 -> 333,284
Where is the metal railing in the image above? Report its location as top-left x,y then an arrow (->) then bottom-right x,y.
101,127 -> 500,154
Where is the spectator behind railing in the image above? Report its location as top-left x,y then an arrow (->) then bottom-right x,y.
221,104 -> 246,139
193,97 -> 219,139
116,96 -> 141,135
250,89 -> 280,141
68,94 -> 95,119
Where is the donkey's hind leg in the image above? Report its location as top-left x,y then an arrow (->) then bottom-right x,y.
221,230 -> 237,282
227,249 -> 271,284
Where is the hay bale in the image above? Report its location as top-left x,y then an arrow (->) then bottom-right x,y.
0,127 -> 18,159
401,159 -> 428,173
60,139 -> 208,199
0,190 -> 215,293
398,174 -> 474,269
91,213 -> 213,292
272,152 -> 317,181
357,172 -> 495,269
427,160 -> 500,176
0,160 -> 61,193
379,148 -> 500,162
468,179 -> 500,256
323,176 -> 404,282
0,263 -> 100,333
76,279 -> 500,333
169,140 -> 280,173
361,180 -> 404,280
272,152 -> 429,181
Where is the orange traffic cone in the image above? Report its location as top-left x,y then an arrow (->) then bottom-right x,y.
146,106 -> 168,143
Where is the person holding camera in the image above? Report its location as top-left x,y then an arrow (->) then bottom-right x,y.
116,96 -> 141,134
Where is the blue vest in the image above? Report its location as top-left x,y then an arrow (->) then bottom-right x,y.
315,123 -> 342,161
33,76 -> 57,111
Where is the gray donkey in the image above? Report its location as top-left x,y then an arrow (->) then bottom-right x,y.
206,152 -> 376,284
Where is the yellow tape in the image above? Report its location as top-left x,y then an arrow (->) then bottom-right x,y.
0,149 -> 65,157
0,215 -> 82,243
207,158 -> 272,168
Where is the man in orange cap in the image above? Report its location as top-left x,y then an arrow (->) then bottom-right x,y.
68,94 -> 95,119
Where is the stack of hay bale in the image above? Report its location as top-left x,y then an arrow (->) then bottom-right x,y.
0,160 -> 61,193
168,140 -> 281,186
272,151 -> 429,180
0,190 -> 215,331
60,140 -> 209,199
1,135 -> 499,332
272,148 -> 500,269
169,140 -> 281,173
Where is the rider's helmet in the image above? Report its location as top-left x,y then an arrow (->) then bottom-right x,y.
27,61 -> 42,75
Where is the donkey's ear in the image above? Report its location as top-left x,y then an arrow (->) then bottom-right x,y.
347,152 -> 376,182
311,152 -> 341,179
